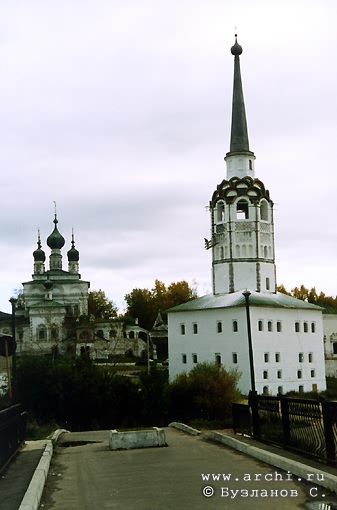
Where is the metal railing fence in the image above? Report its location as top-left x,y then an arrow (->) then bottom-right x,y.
0,404 -> 26,472
232,395 -> 337,466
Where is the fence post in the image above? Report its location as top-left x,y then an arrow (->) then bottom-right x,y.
322,400 -> 336,466
248,390 -> 260,438
280,396 -> 290,446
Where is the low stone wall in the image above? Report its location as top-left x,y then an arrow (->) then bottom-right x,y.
109,427 -> 167,450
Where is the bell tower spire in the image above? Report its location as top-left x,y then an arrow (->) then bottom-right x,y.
206,36 -> 277,295
225,35 -> 255,180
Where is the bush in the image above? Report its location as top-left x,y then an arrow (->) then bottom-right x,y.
168,362 -> 241,424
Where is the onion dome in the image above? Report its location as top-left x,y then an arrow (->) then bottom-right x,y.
33,230 -> 46,262
47,214 -> 65,250
231,34 -> 243,56
67,231 -> 79,262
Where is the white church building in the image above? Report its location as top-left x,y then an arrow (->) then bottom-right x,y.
168,36 -> 326,396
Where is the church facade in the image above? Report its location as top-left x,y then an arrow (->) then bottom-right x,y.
168,37 -> 326,395
0,214 -> 148,359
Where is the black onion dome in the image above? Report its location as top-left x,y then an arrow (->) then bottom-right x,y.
47,215 -> 65,250
67,241 -> 79,262
231,34 -> 243,56
33,236 -> 46,262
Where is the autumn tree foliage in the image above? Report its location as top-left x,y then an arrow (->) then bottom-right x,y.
88,289 -> 118,319
124,279 -> 197,329
278,284 -> 337,313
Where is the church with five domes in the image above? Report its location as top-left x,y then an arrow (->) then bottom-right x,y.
0,212 -> 149,359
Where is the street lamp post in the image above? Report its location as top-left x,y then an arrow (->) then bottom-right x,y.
9,297 -> 17,403
242,290 -> 259,437
242,290 -> 256,394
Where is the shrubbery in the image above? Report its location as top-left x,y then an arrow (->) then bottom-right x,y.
168,362 -> 241,426
16,357 -> 241,435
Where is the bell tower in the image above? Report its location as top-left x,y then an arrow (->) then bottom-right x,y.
206,36 -> 277,295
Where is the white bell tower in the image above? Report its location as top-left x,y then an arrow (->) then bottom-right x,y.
206,36 -> 277,295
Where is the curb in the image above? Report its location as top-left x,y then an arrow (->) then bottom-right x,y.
170,424 -> 337,495
18,429 -> 68,510
18,441 -> 53,510
169,422 -> 201,436
204,431 -> 337,495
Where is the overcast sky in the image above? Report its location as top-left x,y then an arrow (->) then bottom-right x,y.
0,0 -> 336,314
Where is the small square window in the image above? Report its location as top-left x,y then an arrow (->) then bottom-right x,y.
217,321 -> 222,333
299,385 -> 304,393
180,324 -> 185,335
192,353 -> 198,364
193,323 -> 198,334
182,354 -> 187,364
297,370 -> 302,379
215,354 -> 221,366
299,352 -> 304,363
308,352 -> 313,363
232,353 -> 238,364
311,369 -> 315,378
275,352 -> 280,362
295,322 -> 300,333
263,370 -> 268,380
264,352 -> 269,363
278,386 -> 283,395
277,370 -> 282,379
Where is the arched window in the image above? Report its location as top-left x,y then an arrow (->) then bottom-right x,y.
264,246 -> 268,258
220,246 -> 224,259
37,324 -> 47,341
236,200 -> 249,220
260,200 -> 268,221
217,202 -> 225,222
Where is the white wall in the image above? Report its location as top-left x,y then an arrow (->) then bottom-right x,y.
168,305 -> 326,395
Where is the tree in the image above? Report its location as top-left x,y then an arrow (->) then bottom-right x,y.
124,279 -> 197,329
88,290 -> 118,319
276,283 -> 291,296
277,283 -> 337,313
169,362 -> 241,424
13,287 -> 26,310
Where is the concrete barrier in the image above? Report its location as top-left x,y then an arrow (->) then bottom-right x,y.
169,422 -> 201,436
109,427 -> 167,450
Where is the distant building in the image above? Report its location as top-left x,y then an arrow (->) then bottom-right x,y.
322,314 -> 337,377
168,36 -> 326,395
0,214 -> 148,359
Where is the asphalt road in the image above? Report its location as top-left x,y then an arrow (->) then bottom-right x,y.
39,428 -> 335,510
